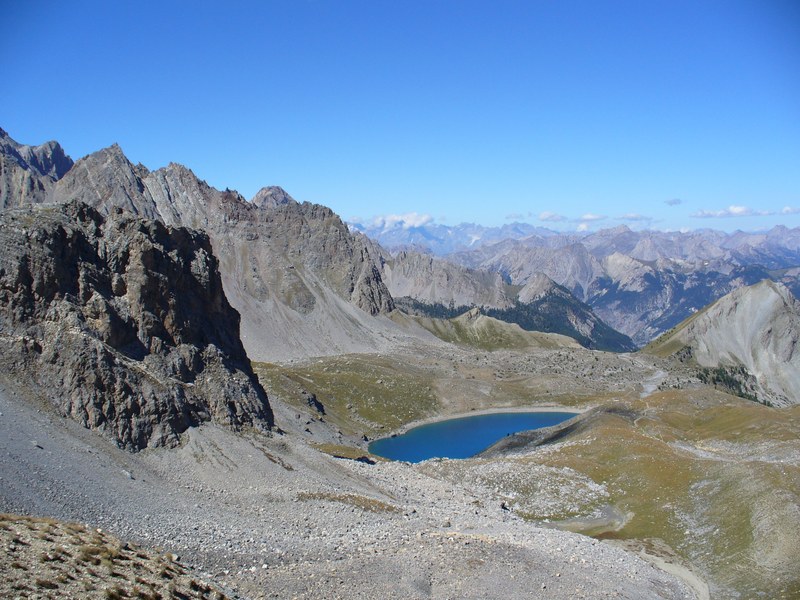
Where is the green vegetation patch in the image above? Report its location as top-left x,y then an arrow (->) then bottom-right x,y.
406,310 -> 580,352
311,442 -> 387,462
696,365 -> 763,404
253,355 -> 439,437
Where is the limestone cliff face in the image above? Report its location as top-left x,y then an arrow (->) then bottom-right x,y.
141,168 -> 396,359
0,201 -> 273,450
0,128 -> 73,209
235,193 -> 394,316
380,249 -> 512,309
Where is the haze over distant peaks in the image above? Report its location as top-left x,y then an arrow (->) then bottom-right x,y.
349,218 -> 556,255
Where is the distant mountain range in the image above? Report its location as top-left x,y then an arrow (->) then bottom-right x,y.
356,216 -> 800,347
349,219 -> 557,255
350,217 -> 800,265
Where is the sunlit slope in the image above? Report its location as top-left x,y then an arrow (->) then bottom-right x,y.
645,280 -> 800,406
395,308 -> 582,351
468,389 -> 800,599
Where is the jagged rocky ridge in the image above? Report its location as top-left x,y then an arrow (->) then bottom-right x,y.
0,130 -> 395,361
0,201 -> 273,450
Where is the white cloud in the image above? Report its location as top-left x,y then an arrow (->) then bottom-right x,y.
664,198 -> 682,206
369,212 -> 434,230
538,211 -> 567,222
691,205 -> 773,218
579,213 -> 606,222
505,212 -> 525,220
617,213 -> 652,222
782,206 -> 800,215
576,223 -> 590,232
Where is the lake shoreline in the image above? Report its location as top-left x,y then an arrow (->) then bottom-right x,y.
374,404 -> 587,442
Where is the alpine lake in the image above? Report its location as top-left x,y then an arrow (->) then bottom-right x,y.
369,410 -> 578,463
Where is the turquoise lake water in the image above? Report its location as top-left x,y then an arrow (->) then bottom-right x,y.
368,411 -> 577,463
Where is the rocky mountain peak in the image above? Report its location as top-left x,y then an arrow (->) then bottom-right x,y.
251,185 -> 297,209
50,144 -> 159,220
517,273 -> 559,303
1,128 -> 75,208
27,140 -> 73,180
1,127 -> 402,359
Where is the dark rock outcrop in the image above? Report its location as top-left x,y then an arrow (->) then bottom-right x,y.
0,201 -> 273,450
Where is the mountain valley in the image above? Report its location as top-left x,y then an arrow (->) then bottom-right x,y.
1,128 -> 799,599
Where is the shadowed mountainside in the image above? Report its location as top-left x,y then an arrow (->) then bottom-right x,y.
388,251 -> 637,352
0,127 -> 73,208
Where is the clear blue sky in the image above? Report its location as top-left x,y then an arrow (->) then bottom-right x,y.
2,0 -> 799,232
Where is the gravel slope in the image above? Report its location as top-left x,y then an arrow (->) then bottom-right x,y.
0,379 -> 696,599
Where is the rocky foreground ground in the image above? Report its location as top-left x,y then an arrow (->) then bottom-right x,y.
0,513 -> 228,599
0,371 -> 696,600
